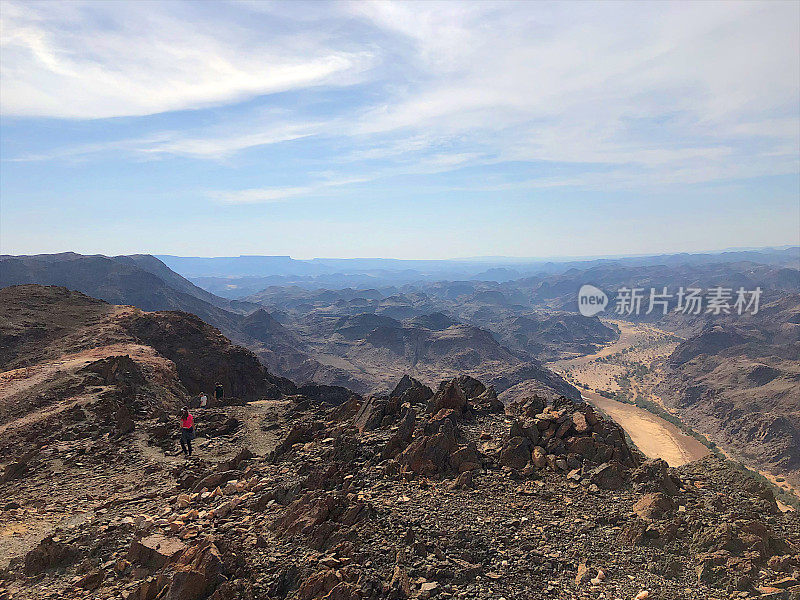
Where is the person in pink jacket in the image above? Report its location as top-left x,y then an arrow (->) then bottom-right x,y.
178,406 -> 195,456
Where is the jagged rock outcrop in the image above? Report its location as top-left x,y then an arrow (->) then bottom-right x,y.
498,398 -> 638,486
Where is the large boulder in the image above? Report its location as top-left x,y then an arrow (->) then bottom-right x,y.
353,397 -> 387,433
499,436 -> 532,470
128,535 -> 187,569
24,536 -> 79,575
472,385 -> 504,414
382,407 -> 417,459
633,492 -> 676,521
272,491 -> 372,551
588,462 -> 626,490
630,459 -> 680,496
453,375 -> 486,399
427,380 -> 468,414
397,425 -> 458,476
163,539 -> 226,600
391,376 -> 433,406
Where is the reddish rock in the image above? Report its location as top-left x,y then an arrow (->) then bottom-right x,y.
163,540 -> 226,600
427,380 -> 467,414
633,493 -> 676,521
531,446 -> 547,468
499,436 -> 531,470
298,569 -> 340,600
589,462 -> 626,490
128,535 -> 187,569
23,536 -> 79,575
74,569 -> 104,591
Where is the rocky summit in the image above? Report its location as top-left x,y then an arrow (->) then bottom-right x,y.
0,286 -> 799,600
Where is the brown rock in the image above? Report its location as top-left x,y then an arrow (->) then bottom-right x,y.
354,397 -> 387,433
382,407 -> 416,459
633,493 -> 676,521
164,540 -> 226,600
23,536 -> 79,575
74,569 -> 104,591
589,462 -> 626,490
427,380 -> 467,414
617,519 -> 648,547
572,411 -> 590,434
630,459 -> 679,496
450,445 -> 482,472
471,385 -> 504,414
389,564 -> 412,597
499,436 -> 531,470
127,535 -> 186,569
763,577 -> 799,590
322,582 -> 362,600
299,569 -> 340,600
391,375 -> 433,406
531,446 -> 547,468
575,562 -> 593,586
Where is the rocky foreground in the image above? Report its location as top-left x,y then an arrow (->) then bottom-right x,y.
1,373 -> 799,600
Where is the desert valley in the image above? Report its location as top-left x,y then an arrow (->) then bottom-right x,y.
0,248 -> 799,600
2,2 -> 799,599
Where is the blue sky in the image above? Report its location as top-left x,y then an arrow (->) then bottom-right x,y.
1,0 -> 798,259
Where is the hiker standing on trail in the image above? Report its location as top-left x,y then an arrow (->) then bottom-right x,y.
179,406 -> 195,456
199,392 -> 208,408
215,382 -> 223,404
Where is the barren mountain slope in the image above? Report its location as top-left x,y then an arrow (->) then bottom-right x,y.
0,285 -> 294,429
294,312 -> 579,399
1,284 -> 799,600
662,294 -> 800,491
0,254 -> 358,390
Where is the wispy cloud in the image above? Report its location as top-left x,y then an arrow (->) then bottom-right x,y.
0,1 -> 373,118
1,0 -> 798,196
209,186 -> 315,204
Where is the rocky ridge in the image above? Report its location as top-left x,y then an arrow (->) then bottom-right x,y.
1,371 -> 798,600
0,285 -> 798,600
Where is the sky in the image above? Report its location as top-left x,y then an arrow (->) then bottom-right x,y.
1,0 -> 799,260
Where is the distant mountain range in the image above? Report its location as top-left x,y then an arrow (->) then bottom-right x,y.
3,248 -> 798,485
0,252 -> 582,399
157,247 -> 799,296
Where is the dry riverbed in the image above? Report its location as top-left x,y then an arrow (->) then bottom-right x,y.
548,320 -> 709,467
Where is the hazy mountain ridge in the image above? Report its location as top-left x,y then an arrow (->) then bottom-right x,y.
0,253 -> 580,401
661,294 -> 800,490
159,247 -> 799,296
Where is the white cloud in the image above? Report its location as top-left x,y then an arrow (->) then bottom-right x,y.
1,0 -> 797,195
0,1 -> 373,118
210,186 -> 315,204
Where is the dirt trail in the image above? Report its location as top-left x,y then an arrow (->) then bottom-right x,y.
0,393 -> 102,437
227,398 -> 290,457
0,343 -> 168,406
